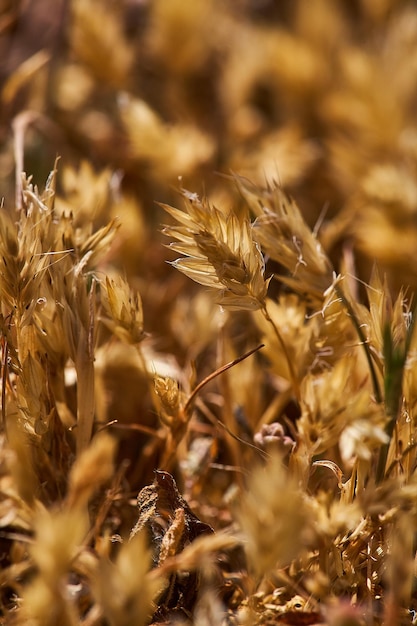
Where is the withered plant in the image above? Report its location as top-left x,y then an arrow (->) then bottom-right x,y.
2,1 -> 417,625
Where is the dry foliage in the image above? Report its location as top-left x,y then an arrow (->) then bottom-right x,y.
2,1 -> 417,625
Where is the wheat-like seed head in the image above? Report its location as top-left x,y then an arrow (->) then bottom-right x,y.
298,354 -> 387,458
162,189 -> 270,311
237,452 -> 312,577
236,177 -> 334,305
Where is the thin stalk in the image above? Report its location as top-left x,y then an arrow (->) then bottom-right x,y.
375,328 -> 404,483
75,281 -> 96,454
158,344 -> 265,471
335,283 -> 383,404
376,300 -> 417,483
75,333 -> 95,454
1,339 -> 8,438
261,302 -> 300,399
195,398 -> 268,461
183,343 -> 264,414
215,332 -> 245,489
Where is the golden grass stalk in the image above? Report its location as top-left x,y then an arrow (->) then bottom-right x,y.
163,189 -> 308,394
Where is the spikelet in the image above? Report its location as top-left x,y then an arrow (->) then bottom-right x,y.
163,189 -> 270,311
70,0 -> 133,88
253,294 -> 316,381
22,507 -> 88,626
237,453 -> 311,577
298,354 -> 386,459
100,275 -> 144,345
153,375 -> 182,426
119,96 -> 214,179
147,0 -> 216,75
310,274 -> 372,369
237,177 -> 334,306
67,432 -> 116,509
93,531 -> 162,626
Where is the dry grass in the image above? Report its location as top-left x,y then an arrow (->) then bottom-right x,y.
2,1 -> 417,625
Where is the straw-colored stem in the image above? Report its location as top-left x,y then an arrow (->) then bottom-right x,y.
261,302 -> 300,399
75,332 -> 95,454
75,284 -> 96,454
335,283 -> 383,405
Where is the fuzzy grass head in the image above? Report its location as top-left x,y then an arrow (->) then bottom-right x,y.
163,189 -> 270,311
